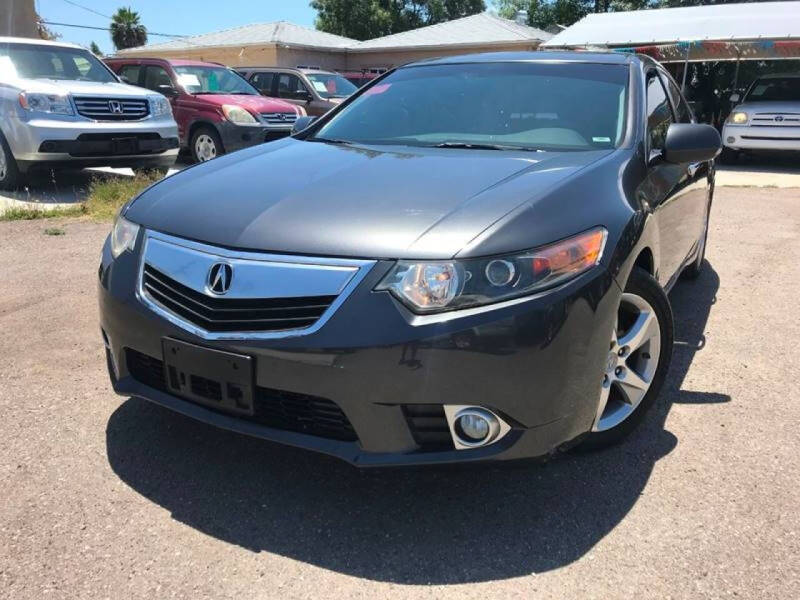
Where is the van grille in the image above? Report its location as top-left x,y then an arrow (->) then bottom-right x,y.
74,96 -> 149,121
142,264 -> 336,333
125,348 -> 357,441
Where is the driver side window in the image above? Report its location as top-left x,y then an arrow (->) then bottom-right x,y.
646,73 -> 674,155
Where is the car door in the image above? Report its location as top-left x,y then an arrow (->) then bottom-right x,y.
640,69 -> 697,287
117,63 -> 143,87
275,73 -> 313,112
660,70 -> 712,256
142,63 -> 187,142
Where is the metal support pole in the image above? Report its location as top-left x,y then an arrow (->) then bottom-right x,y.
732,51 -> 741,92
680,45 -> 690,93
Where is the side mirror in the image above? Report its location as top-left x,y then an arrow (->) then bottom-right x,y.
296,90 -> 313,103
664,123 -> 721,164
157,84 -> 178,97
291,115 -> 317,134
729,93 -> 740,103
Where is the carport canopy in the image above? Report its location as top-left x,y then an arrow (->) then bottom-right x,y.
542,1 -> 800,62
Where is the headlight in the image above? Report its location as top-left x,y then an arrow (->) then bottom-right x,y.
110,214 -> 140,258
376,228 -> 607,313
148,95 -> 172,117
18,92 -> 74,115
729,111 -> 748,124
222,104 -> 257,125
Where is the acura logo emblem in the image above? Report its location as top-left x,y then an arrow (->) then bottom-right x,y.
207,263 -> 233,295
108,100 -> 123,114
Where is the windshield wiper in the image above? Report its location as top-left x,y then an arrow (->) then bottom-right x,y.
431,142 -> 542,152
308,137 -> 354,146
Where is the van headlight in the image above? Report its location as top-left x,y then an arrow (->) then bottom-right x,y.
110,215 -> 140,258
376,228 -> 607,313
18,92 -> 74,115
149,95 -> 172,116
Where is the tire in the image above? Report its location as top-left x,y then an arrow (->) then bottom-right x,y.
0,131 -> 24,191
719,147 -> 738,164
579,267 -> 674,450
132,166 -> 170,178
190,126 -> 224,163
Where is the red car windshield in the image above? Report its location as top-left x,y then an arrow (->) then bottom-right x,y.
174,65 -> 258,95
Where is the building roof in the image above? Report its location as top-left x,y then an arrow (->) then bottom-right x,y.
119,21 -> 357,54
543,1 -> 800,48
350,13 -> 552,51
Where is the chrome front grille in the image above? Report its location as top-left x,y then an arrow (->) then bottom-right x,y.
74,96 -> 149,121
260,112 -> 298,126
751,113 -> 800,127
137,232 -> 374,340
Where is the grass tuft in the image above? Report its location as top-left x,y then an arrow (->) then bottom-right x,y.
44,227 -> 66,236
0,205 -> 85,221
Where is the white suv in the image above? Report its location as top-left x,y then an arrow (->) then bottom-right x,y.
0,37 -> 179,190
722,73 -> 800,159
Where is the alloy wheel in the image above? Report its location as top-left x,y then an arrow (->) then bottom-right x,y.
593,292 -> 662,432
0,144 -> 7,181
195,134 -> 217,162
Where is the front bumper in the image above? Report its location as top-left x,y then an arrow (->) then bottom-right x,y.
217,122 -> 293,153
4,113 -> 179,171
722,124 -> 800,151
98,233 -> 621,467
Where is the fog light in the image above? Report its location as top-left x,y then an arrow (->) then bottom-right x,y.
726,136 -> 735,144
456,413 -> 491,442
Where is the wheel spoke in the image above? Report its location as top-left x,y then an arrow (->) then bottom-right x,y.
592,380 -> 612,432
616,369 -> 649,406
618,309 -> 658,352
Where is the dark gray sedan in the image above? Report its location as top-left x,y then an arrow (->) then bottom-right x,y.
98,51 -> 720,466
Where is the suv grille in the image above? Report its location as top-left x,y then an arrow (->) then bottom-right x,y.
142,264 -> 336,333
125,348 -> 357,441
751,112 -> 800,127
261,112 -> 298,125
74,96 -> 149,121
403,404 -> 454,451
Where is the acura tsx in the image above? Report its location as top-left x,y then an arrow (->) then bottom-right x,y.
98,51 -> 721,466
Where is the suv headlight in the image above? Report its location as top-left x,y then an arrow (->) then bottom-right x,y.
18,92 -> 74,115
728,111 -> 748,124
222,104 -> 258,125
149,95 -> 172,117
110,214 -> 140,258
376,228 -> 607,313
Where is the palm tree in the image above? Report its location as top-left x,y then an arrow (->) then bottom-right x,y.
110,7 -> 147,50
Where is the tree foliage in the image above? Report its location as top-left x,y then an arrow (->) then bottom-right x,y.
110,7 -> 148,50
90,42 -> 103,56
312,0 -> 486,40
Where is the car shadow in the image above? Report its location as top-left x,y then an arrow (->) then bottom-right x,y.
106,263 -> 725,583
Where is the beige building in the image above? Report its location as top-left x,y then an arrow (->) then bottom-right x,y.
118,14 -> 552,72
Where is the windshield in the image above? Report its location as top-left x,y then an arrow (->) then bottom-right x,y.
306,73 -> 358,99
0,43 -> 116,83
312,62 -> 629,151
744,78 -> 800,102
173,65 -> 258,95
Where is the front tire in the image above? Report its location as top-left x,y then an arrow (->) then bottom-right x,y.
190,127 -> 224,163
580,267 -> 674,450
0,132 -> 24,191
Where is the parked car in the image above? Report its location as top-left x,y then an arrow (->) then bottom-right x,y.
0,37 -> 178,190
99,51 -> 720,467
722,73 -> 800,160
238,67 -> 358,116
105,58 -> 304,163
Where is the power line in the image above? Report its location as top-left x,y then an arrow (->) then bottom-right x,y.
41,20 -> 187,38
59,0 -> 111,20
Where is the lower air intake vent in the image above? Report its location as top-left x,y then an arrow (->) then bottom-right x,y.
403,404 -> 454,451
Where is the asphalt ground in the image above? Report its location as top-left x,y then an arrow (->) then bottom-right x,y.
1,186 -> 798,599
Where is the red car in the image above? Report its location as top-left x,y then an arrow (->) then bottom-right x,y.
105,58 -> 304,162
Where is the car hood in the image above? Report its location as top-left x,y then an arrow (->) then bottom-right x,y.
190,94 -> 299,114
12,78 -> 152,97
126,139 -> 611,259
734,101 -> 800,114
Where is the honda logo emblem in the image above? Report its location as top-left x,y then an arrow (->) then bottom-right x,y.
108,100 -> 123,114
207,263 -> 233,295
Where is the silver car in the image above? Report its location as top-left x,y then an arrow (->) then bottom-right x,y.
0,37 -> 179,190
722,73 -> 800,158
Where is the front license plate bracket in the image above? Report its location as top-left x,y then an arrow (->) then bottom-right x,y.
162,338 -> 254,416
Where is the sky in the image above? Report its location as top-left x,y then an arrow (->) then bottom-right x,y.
35,0 -> 319,55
